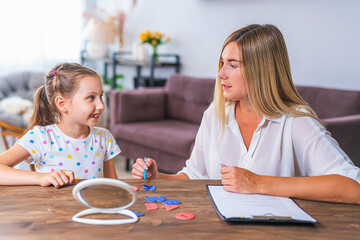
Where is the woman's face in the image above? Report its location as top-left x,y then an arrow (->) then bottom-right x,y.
217,41 -> 247,101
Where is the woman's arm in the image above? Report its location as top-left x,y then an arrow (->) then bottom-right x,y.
131,157 -> 189,179
0,143 -> 76,188
221,167 -> 360,204
131,106 -> 216,180
104,159 -> 118,179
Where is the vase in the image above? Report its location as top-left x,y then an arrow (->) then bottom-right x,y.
152,45 -> 159,62
86,41 -> 109,59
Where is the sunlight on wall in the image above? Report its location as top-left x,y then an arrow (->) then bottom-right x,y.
98,0 -> 360,90
0,0 -> 83,75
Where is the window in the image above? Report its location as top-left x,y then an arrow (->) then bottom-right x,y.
0,0 -> 83,75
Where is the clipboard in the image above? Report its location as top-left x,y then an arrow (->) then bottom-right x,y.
206,185 -> 316,223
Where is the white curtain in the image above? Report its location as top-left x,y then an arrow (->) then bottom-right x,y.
0,0 -> 84,76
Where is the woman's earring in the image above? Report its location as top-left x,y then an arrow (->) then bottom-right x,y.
64,109 -> 68,114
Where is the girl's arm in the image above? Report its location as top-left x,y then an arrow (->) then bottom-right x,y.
0,143 -> 31,167
221,167 -> 360,204
0,143 -> 76,188
104,159 -> 118,179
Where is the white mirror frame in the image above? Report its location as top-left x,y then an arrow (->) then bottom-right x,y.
72,178 -> 138,225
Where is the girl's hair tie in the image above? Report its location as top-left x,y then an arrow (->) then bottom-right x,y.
53,70 -> 56,76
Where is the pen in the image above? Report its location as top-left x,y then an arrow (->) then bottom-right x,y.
220,163 -> 227,168
143,157 -> 147,180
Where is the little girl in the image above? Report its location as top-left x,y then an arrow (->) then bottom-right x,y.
0,63 -> 121,188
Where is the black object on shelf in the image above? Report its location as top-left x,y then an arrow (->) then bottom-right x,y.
133,77 -> 167,88
112,51 -> 180,89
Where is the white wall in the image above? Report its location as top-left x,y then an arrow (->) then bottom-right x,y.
101,0 -> 360,90
0,0 -> 83,76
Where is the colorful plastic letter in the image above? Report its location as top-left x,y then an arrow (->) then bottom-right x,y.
144,203 -> 158,210
175,212 -> 195,220
163,199 -> 181,205
161,204 -> 179,211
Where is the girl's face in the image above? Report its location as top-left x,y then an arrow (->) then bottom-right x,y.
65,76 -> 104,127
217,41 -> 247,101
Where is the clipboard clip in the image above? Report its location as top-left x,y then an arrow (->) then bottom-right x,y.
252,213 -> 292,221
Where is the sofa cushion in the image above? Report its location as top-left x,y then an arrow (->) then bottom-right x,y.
165,74 -> 214,124
28,72 -> 45,97
0,109 -> 26,128
0,72 -> 44,129
0,78 -> 12,100
113,120 -> 200,158
0,72 -> 44,100
296,86 -> 360,119
110,88 -> 165,123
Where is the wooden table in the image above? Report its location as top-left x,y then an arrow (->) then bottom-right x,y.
1,179 -> 359,239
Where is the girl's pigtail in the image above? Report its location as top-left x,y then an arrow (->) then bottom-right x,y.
26,85 -> 56,131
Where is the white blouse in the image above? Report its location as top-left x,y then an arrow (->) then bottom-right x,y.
179,104 -> 360,184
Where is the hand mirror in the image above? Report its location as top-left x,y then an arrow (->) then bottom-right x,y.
72,178 -> 138,225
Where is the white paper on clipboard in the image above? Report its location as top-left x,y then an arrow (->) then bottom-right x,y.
207,185 -> 316,223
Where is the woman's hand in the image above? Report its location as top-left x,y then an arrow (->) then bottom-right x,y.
37,170 -> 77,188
131,157 -> 159,179
220,166 -> 261,194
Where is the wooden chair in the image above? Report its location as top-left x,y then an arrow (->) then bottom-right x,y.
0,120 -> 35,171
0,119 -> 25,149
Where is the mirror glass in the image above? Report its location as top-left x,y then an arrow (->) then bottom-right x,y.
80,185 -> 133,209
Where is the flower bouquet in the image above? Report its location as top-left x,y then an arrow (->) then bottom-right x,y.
139,30 -> 170,62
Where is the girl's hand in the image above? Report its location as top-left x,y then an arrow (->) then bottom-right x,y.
131,158 -> 159,179
220,166 -> 261,194
38,170 -> 77,188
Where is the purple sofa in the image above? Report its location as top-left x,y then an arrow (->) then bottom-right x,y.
296,86 -> 360,166
109,74 -> 360,173
110,74 -> 215,173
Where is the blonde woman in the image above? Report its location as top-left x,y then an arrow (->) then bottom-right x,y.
131,24 -> 360,204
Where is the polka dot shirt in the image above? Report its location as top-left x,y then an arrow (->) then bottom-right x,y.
17,124 -> 121,179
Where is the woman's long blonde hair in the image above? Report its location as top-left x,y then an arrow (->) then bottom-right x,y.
214,24 -> 321,131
